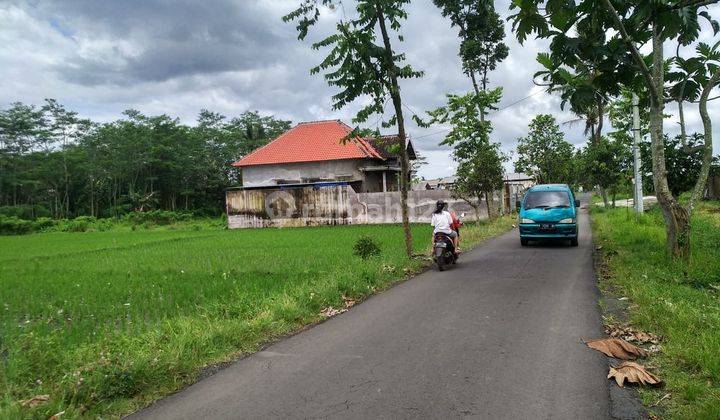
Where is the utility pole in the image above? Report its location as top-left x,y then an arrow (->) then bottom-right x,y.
632,93 -> 644,213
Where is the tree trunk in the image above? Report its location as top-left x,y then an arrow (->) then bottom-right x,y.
689,66 -> 720,211
469,71 -> 485,122
647,26 -> 690,259
678,97 -> 687,147
600,186 -> 609,208
376,4 -> 413,258
595,98 -> 604,142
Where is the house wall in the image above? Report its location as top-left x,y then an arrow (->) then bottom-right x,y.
350,190 -> 486,224
226,186 -> 490,229
241,159 -> 366,188
226,185 -> 352,228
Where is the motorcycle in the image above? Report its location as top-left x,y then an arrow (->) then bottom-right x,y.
433,232 -> 458,271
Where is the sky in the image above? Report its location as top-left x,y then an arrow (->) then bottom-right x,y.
1,0 -> 719,180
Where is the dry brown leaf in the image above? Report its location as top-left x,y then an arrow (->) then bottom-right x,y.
319,307 -> 346,317
604,323 -> 660,345
586,337 -> 648,360
341,294 -> 356,308
20,394 -> 50,408
608,361 -> 662,387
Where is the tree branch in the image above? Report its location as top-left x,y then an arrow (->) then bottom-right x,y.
600,0 -> 660,106
690,65 -> 720,210
672,0 -> 720,10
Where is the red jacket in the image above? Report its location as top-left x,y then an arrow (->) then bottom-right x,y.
450,211 -> 462,230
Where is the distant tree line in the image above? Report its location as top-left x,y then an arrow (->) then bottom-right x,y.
0,100 -> 290,219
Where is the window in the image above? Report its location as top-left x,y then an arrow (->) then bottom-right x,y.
524,191 -> 571,209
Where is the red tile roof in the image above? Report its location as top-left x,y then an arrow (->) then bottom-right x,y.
232,120 -> 385,167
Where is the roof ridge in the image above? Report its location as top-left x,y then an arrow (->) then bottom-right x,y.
296,119 -> 344,126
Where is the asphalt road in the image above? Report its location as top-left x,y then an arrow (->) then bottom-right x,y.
132,207 -> 610,419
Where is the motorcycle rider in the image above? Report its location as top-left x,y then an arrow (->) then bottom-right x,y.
449,209 -> 462,252
430,200 -> 458,253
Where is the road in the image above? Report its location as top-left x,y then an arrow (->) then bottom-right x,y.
131,207 -> 611,419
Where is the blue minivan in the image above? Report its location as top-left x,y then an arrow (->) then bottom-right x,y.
517,184 -> 580,247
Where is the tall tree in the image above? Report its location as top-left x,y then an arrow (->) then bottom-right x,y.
515,114 -> 576,185
510,0 -> 719,258
0,100 -> 290,219
284,0 -> 423,258
579,137 -> 624,207
427,88 -> 506,218
433,0 -> 508,119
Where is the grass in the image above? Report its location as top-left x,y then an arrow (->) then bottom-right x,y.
0,216 -> 513,418
590,202 -> 720,419
589,191 -> 632,205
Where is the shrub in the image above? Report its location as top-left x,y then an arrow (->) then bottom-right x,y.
0,216 -> 34,235
34,217 -> 57,232
124,210 -> 193,225
353,235 -> 381,260
0,204 -> 51,220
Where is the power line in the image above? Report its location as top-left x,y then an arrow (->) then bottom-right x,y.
410,87 -> 547,140
496,88 -> 546,111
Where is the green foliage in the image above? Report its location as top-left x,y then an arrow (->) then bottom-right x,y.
285,0 -> 422,128
0,212 -> 221,236
0,216 -> 34,235
640,134 -> 705,197
0,204 -> 51,220
0,101 -> 290,219
284,0 -> 422,258
579,137 -> 625,192
427,89 -> 506,201
591,203 -> 720,417
432,0 -> 508,91
353,235 -> 382,259
515,114 -> 576,185
0,219 -> 513,417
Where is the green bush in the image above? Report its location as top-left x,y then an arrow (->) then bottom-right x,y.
0,216 -> 34,235
0,204 -> 51,220
124,210 -> 193,225
353,235 -> 381,260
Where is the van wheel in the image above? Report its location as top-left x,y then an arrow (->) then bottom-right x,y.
520,238 -> 529,247
570,237 -> 579,247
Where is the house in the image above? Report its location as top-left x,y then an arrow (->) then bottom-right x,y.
418,176 -> 457,190
502,172 -> 535,210
232,120 -> 416,193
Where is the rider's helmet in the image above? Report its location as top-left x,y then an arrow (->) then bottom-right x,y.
435,200 -> 446,212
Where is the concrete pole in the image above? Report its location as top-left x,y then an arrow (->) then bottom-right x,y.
632,93 -> 644,213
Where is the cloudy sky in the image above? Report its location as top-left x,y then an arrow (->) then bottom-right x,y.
1,0 -> 719,179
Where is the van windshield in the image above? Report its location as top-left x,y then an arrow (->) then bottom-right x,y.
524,191 -> 571,209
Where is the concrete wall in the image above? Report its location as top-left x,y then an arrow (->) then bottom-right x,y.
226,186 -> 491,229
242,159 -> 365,188
226,186 -> 352,228
350,190 -> 487,224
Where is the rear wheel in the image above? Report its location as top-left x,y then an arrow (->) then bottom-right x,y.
436,257 -> 445,271
570,237 -> 579,247
520,238 -> 529,247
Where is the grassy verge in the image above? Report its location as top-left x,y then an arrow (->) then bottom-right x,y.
590,202 -> 720,418
589,191 -> 632,205
0,216 -> 513,418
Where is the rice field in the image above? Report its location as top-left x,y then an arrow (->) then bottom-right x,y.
0,218 -> 513,418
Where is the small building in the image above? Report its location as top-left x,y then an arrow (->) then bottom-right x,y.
232,120 -> 416,193
418,176 -> 457,190
503,172 -> 535,210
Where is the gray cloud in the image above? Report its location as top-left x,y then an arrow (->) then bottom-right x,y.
1,0 -> 718,179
